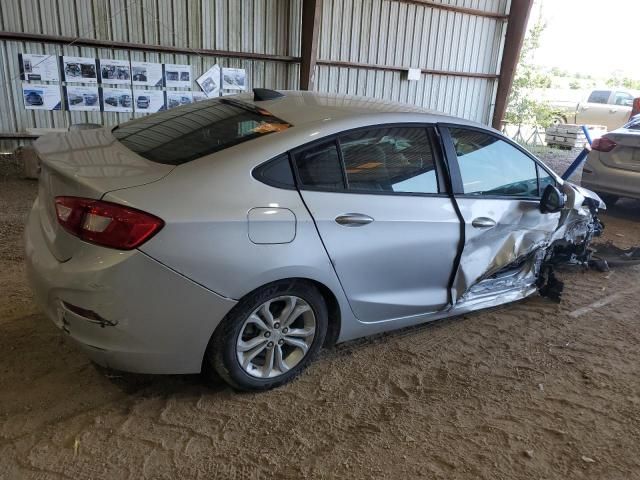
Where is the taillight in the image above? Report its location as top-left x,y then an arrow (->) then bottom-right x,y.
631,98 -> 640,119
54,196 -> 164,250
591,137 -> 617,153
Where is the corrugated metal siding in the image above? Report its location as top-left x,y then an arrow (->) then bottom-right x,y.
0,0 -> 301,144
0,0 -> 509,150
316,0 -> 509,123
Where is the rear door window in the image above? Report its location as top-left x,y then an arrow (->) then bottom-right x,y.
625,119 -> 640,130
112,99 -> 290,165
294,141 -> 345,190
339,127 -> 439,194
587,90 -> 612,104
253,154 -> 295,188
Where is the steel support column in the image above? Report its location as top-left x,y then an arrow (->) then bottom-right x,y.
299,0 -> 322,90
491,0 -> 534,129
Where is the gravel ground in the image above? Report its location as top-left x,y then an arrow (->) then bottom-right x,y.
1,158 -> 640,479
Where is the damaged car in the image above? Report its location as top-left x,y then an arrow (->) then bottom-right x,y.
24,89 -> 605,391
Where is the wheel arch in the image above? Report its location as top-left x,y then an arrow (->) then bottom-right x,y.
202,276 -> 342,372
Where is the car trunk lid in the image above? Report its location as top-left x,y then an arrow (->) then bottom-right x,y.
34,128 -> 174,261
599,129 -> 640,173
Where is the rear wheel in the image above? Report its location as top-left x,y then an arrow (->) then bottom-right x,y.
596,192 -> 619,207
205,280 -> 327,391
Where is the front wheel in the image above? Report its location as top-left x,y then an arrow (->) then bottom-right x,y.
205,280 -> 328,391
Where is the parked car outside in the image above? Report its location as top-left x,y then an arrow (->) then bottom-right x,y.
551,88 -> 639,131
582,117 -> 640,204
25,90 -> 605,391
105,96 -> 118,107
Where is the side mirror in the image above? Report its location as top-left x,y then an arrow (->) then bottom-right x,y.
540,184 -> 565,214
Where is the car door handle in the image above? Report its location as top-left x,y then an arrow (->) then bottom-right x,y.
335,213 -> 374,227
609,108 -> 618,113
472,217 -> 497,229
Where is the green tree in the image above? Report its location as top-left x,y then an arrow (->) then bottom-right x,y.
607,75 -> 640,90
504,6 -> 554,128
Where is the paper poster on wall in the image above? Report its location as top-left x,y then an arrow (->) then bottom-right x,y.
19,54 -> 60,82
131,62 -> 163,87
99,59 -> 131,85
62,56 -> 98,83
22,83 -> 61,110
166,91 -> 193,109
102,87 -> 133,112
222,68 -> 246,91
196,64 -> 220,98
165,64 -> 191,88
134,89 -> 165,113
192,91 -> 208,103
65,85 -> 100,112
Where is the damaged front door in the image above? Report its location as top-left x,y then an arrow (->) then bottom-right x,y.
441,126 -> 562,306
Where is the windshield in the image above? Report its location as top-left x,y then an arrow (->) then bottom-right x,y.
112,99 -> 291,165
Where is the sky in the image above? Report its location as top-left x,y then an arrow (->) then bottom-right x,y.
528,0 -> 640,79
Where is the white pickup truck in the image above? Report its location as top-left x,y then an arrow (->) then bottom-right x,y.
552,89 -> 638,132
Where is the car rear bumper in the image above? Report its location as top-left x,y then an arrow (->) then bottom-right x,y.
24,199 -> 237,374
583,153 -> 640,200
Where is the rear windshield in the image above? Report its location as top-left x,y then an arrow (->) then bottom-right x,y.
112,98 -> 291,165
624,118 -> 640,130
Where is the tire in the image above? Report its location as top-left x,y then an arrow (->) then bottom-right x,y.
596,192 -> 619,207
551,114 -> 567,125
204,279 -> 328,391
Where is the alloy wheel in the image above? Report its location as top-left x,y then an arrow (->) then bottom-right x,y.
236,296 -> 316,378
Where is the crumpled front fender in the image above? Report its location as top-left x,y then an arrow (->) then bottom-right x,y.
452,181 -> 604,308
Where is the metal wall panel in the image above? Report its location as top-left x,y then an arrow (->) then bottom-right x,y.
316,0 -> 508,123
0,0 -> 302,143
0,0 -> 509,149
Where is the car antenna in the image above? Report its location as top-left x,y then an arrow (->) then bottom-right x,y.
253,88 -> 284,101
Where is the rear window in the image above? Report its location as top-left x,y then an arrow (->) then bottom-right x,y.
112,98 -> 291,165
624,118 -> 640,130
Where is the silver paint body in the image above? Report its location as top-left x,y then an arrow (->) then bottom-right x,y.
24,91 -> 601,374
582,122 -> 640,201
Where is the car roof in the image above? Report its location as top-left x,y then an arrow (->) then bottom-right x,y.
232,90 -> 486,130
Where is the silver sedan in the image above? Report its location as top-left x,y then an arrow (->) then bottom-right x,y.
25,90 -> 604,391
582,118 -> 640,205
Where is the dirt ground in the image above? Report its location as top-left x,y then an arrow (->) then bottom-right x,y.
1,172 -> 640,479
